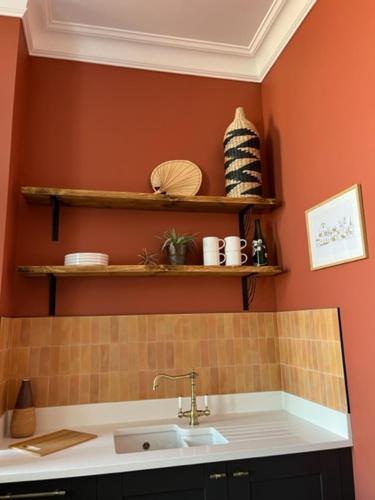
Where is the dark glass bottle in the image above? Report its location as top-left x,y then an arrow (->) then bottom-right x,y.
252,219 -> 268,266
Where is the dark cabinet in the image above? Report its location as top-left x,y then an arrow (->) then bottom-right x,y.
228,460 -> 251,499
204,451 -> 355,500
0,478 -> 70,498
0,448 -> 354,500
205,460 -> 251,500
0,476 -> 96,499
125,491 -> 204,500
249,450 -> 353,500
95,449 -> 354,500
97,464 -> 205,500
122,464 -> 204,500
205,461 -> 228,500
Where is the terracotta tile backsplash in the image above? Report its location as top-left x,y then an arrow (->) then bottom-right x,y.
277,309 -> 347,412
4,313 -> 281,410
0,309 -> 348,415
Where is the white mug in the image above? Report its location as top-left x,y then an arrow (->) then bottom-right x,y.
203,250 -> 226,266
224,236 -> 247,251
225,250 -> 248,266
202,236 -> 225,252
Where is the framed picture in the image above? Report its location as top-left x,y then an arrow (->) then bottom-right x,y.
305,184 -> 368,270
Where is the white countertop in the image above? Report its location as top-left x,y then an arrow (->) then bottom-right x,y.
0,392 -> 352,483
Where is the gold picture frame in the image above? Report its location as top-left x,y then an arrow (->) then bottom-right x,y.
305,184 -> 368,271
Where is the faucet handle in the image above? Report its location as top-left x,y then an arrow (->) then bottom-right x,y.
202,395 -> 211,417
178,395 -> 184,418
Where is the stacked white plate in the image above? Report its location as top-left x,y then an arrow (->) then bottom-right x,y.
64,253 -> 109,266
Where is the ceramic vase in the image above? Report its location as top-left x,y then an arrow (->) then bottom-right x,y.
224,107 -> 262,197
10,379 -> 36,438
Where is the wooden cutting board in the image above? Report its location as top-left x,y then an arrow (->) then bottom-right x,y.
9,429 -> 97,456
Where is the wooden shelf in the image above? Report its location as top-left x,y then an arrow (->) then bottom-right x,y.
17,264 -> 283,278
21,187 -> 280,214
20,187 -> 283,315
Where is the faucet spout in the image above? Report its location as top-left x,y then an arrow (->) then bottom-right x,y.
152,372 -> 194,391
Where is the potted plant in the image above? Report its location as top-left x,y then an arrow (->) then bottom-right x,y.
160,228 -> 197,265
138,248 -> 159,266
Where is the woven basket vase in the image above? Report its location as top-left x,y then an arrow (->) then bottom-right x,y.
223,107 -> 262,197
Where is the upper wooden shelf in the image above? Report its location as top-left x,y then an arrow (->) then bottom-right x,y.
21,187 -> 281,214
17,264 -> 283,278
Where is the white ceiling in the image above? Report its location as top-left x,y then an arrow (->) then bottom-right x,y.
50,0 -> 275,46
2,0 -> 316,82
0,0 -> 27,17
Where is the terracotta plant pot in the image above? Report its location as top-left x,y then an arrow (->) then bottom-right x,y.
167,244 -> 188,265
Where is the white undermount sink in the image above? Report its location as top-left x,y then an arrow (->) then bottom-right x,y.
114,424 -> 228,454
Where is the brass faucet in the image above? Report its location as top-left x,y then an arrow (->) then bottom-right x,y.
152,371 -> 210,426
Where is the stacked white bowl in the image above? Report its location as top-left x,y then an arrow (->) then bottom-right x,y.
64,253 -> 109,266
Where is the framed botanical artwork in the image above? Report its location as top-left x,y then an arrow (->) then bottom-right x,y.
305,184 -> 368,270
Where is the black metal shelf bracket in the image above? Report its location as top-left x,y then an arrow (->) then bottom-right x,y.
51,196 -> 60,241
238,205 -> 255,311
48,274 -> 57,316
238,205 -> 252,241
241,274 -> 257,311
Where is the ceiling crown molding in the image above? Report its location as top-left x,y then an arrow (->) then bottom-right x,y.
0,0 -> 27,17
23,0 -> 316,82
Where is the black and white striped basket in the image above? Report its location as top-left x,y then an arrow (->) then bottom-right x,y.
223,107 -> 262,197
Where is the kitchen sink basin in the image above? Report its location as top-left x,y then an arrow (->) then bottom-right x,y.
114,424 -> 227,454
114,425 -> 184,453
181,427 -> 228,448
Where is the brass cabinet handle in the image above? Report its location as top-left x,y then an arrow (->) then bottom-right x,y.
0,491 -> 66,499
232,471 -> 250,478
209,473 -> 227,480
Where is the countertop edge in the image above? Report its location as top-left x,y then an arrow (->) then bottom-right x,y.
1,438 -> 352,484
0,393 -> 352,484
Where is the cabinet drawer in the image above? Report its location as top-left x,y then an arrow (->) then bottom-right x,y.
249,451 -> 322,480
248,450 -> 348,500
126,490 -> 204,500
227,460 -> 251,499
205,462 -> 228,500
0,479 -> 71,499
0,477 -> 96,500
248,451 -> 324,500
122,465 -> 204,496
251,474 -> 325,500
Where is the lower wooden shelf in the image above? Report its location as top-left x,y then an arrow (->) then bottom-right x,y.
17,264 -> 283,316
17,264 -> 282,278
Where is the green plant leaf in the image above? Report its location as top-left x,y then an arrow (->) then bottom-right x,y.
158,228 -> 198,253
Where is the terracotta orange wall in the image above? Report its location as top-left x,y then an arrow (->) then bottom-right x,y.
261,0 -> 375,496
0,17 -> 25,315
11,58 -> 275,316
1,24 -> 28,316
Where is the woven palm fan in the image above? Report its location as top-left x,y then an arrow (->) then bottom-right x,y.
151,160 -> 202,196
